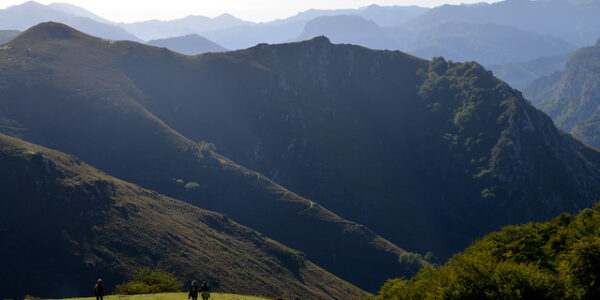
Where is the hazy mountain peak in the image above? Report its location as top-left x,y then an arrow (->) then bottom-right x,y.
16,21 -> 83,41
307,35 -> 331,44
48,2 -> 114,24
147,33 -> 228,55
215,13 -> 241,20
15,1 -> 45,8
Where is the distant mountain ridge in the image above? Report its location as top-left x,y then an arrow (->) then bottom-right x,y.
488,53 -> 571,89
406,22 -> 575,65
406,0 -> 600,47
293,16 -> 574,65
0,1 -> 139,41
296,15 -> 397,50
0,30 -> 20,44
147,34 -> 227,55
121,13 -> 252,41
523,40 -> 600,148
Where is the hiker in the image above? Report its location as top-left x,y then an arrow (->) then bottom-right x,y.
93,279 -> 105,300
188,280 -> 199,300
200,281 -> 210,300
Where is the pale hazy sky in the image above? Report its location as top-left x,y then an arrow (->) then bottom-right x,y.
0,0 -> 501,22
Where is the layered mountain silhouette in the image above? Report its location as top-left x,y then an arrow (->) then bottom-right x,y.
48,2 -> 115,25
488,53 -> 571,89
406,22 -> 575,65
523,40 -> 600,148
121,14 -> 251,41
198,5 -> 430,50
294,17 -> 574,65
121,5 -> 429,46
0,1 -> 138,41
296,15 -> 397,50
0,133 -> 367,299
147,34 -> 227,55
406,0 -> 600,47
0,22 -> 427,293
280,4 -> 428,27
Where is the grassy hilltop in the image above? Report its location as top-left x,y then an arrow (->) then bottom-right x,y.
52,293 -> 267,300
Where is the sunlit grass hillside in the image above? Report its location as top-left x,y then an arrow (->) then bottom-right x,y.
52,293 -> 268,300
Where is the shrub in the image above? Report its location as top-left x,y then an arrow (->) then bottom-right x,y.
115,267 -> 182,295
185,181 -> 200,191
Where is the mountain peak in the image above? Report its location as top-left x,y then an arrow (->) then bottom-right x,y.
215,13 -> 238,20
15,22 -> 84,42
308,35 -> 331,44
16,1 -> 44,8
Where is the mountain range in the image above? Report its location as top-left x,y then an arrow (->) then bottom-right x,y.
2,1 -> 600,298
147,34 -> 227,55
488,53 -> 571,89
4,21 -> 600,271
0,1 -> 138,41
0,1 -> 586,70
405,22 -> 575,65
405,0 -> 600,47
0,22 -> 428,295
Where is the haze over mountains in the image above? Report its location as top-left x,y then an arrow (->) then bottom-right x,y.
147,35 -> 227,55
0,30 -> 21,44
1,0 -> 594,89
523,40 -> 600,148
0,1 -> 138,41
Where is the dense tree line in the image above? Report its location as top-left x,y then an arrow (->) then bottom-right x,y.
372,203 -> 600,299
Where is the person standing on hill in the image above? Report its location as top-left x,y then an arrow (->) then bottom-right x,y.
200,281 -> 210,300
93,279 -> 105,300
188,280 -> 199,300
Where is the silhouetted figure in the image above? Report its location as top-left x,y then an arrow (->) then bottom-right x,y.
188,280 -> 199,300
200,281 -> 210,300
93,279 -> 105,300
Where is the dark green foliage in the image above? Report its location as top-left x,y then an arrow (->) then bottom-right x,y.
372,204 -> 600,300
115,268 -> 182,295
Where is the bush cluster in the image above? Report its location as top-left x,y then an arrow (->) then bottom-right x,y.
115,268 -> 182,295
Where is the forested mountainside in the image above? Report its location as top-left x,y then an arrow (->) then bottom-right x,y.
372,204 -> 600,300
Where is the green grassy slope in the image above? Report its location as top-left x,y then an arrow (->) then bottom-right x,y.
0,133 -> 366,300
53,293 -> 266,300
0,22 -> 424,293
372,203 -> 600,299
